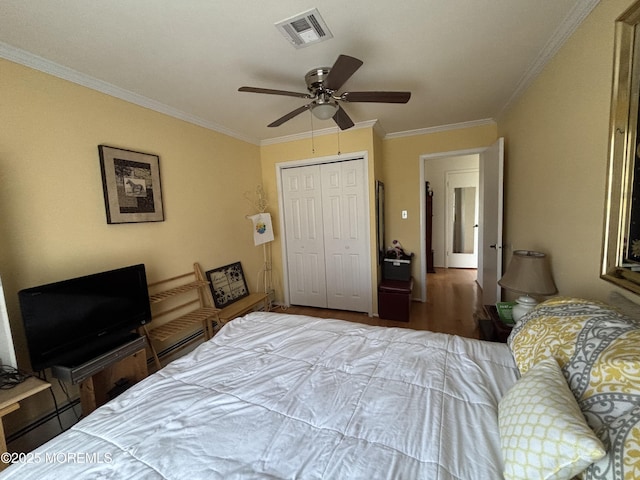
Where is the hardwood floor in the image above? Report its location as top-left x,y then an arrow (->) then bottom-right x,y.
274,268 -> 483,340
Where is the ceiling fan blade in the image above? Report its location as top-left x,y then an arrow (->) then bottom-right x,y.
340,91 -> 411,103
324,55 -> 364,91
333,105 -> 355,130
239,86 -> 311,99
268,105 -> 310,127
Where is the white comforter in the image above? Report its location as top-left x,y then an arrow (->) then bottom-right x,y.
1,312 -> 518,479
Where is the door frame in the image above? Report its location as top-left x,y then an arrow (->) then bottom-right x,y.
276,151 -> 373,315
419,146 -> 490,302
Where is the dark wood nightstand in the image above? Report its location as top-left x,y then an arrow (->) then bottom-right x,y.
475,305 -> 514,343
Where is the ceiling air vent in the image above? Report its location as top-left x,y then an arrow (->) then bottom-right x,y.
275,8 -> 333,49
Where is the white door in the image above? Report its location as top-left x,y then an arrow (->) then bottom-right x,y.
478,138 -> 504,305
281,158 -> 369,312
446,170 -> 479,268
321,161 -> 368,312
281,165 -> 327,308
0,275 -> 17,369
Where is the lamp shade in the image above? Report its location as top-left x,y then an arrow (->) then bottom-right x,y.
498,250 -> 557,296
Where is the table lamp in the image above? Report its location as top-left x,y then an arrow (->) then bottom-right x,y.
498,250 -> 557,321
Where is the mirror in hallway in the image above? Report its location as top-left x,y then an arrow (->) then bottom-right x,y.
452,186 -> 476,254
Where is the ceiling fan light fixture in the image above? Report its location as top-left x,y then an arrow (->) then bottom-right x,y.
311,102 -> 338,120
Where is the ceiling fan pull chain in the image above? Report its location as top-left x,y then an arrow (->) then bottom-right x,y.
310,110 -> 315,154
337,127 -> 341,155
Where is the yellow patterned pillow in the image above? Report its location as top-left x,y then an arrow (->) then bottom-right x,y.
579,328 -> 640,400
508,297 -> 608,375
499,357 -> 606,480
509,297 -> 640,479
560,302 -> 640,479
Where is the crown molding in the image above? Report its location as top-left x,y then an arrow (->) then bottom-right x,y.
2,0 -> 598,148
385,118 -> 497,139
498,0 -> 600,117
260,119 -> 379,146
0,41 -> 261,145
371,120 -> 387,139
0,46 -> 489,147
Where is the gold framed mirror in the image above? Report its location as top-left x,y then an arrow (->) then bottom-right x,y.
602,1 -> 640,294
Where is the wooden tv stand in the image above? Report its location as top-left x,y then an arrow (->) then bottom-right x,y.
52,336 -> 148,416
79,347 -> 147,416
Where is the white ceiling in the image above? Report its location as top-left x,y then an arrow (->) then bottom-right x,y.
0,1 -> 599,145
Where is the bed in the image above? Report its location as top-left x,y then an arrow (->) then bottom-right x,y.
1,299 -> 638,479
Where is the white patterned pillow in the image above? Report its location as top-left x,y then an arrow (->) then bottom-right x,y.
499,357 -> 606,480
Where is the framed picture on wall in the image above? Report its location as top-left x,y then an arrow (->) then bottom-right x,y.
206,262 -> 250,308
98,145 -> 165,224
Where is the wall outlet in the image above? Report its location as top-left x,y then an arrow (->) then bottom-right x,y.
402,210 -> 408,219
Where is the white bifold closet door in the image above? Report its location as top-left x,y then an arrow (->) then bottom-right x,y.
282,159 -> 368,312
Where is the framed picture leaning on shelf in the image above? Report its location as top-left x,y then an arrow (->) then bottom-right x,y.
206,262 -> 250,309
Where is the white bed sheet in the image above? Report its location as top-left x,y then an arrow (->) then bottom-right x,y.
1,311 -> 518,479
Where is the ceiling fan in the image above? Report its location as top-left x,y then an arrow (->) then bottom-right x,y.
238,54 -> 411,130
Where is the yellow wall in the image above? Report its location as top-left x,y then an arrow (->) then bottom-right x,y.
0,59 -> 264,432
497,0 -> 634,301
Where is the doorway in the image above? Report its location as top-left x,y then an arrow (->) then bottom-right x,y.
422,153 -> 480,278
419,139 -> 504,303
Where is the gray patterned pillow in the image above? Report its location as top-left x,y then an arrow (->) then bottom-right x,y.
508,297 -> 640,480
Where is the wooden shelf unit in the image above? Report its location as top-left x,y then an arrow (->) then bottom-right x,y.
216,292 -> 269,324
143,263 -> 219,369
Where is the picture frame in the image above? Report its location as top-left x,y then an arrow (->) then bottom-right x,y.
98,145 -> 164,224
206,262 -> 250,309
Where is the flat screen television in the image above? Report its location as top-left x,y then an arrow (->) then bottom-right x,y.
19,264 -> 151,371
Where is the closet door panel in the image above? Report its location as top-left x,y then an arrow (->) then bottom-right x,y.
282,165 -> 327,308
321,160 -> 368,312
